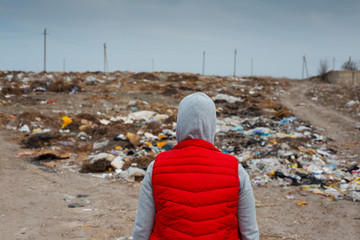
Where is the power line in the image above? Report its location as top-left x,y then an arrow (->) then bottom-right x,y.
104,43 -> 108,73
233,48 -> 237,77
302,55 -> 309,79
0,33 -> 39,40
47,30 -> 98,48
44,28 -> 47,72
202,50 -> 206,75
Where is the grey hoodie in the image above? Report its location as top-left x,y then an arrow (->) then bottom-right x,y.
133,92 -> 259,240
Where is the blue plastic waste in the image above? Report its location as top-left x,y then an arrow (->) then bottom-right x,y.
231,126 -> 244,131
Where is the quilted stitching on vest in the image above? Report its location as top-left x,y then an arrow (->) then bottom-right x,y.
151,139 -> 240,240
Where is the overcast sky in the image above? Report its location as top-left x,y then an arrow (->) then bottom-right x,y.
1,0 -> 359,78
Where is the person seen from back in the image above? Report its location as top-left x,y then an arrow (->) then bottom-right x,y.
133,92 -> 259,240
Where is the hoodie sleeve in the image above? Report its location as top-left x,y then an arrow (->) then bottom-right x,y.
237,164 -> 259,240
133,161 -> 155,240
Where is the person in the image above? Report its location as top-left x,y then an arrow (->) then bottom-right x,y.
133,92 -> 259,240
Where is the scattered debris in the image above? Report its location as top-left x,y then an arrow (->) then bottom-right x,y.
0,70 -> 358,202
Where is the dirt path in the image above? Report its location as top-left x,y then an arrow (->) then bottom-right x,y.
279,81 -> 360,160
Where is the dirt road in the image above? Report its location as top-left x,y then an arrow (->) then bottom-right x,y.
279,81 -> 360,160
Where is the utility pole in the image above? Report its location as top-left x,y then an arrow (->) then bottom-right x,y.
43,28 -> 47,72
63,58 -> 65,72
233,49 -> 237,77
333,57 -> 335,70
152,58 -> 154,72
103,43 -> 108,74
202,50 -> 206,75
302,55 -> 309,79
251,58 -> 253,76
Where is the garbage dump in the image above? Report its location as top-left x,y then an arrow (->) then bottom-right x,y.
0,70 -> 359,201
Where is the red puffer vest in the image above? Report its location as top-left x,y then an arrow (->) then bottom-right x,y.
150,139 -> 240,240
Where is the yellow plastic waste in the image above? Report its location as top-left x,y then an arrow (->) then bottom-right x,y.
61,116 -> 72,129
296,200 -> 308,206
267,170 -> 275,177
157,141 -> 167,148
158,133 -> 167,139
329,184 -> 345,194
301,185 -> 320,191
115,146 -> 122,150
79,125 -> 89,131
325,198 -> 335,202
277,133 -> 297,138
32,128 -> 42,133
354,177 -> 360,185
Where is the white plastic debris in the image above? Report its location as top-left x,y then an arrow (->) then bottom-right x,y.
212,94 -> 242,103
346,191 -> 360,202
100,119 -> 110,125
6,74 -> 13,81
85,76 -> 97,82
154,114 -> 169,120
90,153 -> 109,162
34,87 -> 46,92
296,126 -> 311,131
17,73 -> 24,79
345,100 -> 357,107
111,156 -> 125,169
119,167 -> 146,182
76,132 -> 89,140
19,125 -> 30,133
128,110 -> 156,121
92,140 -> 110,150
144,132 -> 158,140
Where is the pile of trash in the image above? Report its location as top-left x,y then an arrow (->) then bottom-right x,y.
215,109 -> 360,201
5,105 -> 177,182
0,70 -> 359,201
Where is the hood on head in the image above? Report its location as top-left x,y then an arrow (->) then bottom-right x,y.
176,92 -> 217,144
